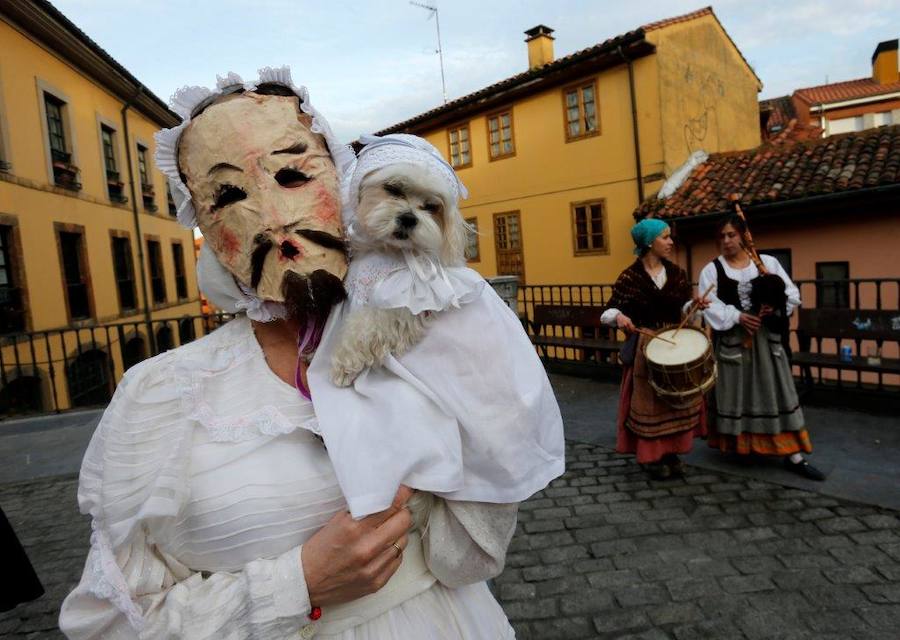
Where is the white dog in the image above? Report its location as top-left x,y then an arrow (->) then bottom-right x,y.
330,159 -> 470,386
306,133 -> 564,519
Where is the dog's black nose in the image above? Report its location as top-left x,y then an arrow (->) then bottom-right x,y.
396,212 -> 418,229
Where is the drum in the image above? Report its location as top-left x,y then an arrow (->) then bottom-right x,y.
643,326 -> 717,409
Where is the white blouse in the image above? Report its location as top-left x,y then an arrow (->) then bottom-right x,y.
59,317 -> 516,639
698,254 -> 802,332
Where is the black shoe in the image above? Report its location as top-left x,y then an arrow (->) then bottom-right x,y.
784,457 -> 826,481
644,462 -> 672,480
663,454 -> 685,477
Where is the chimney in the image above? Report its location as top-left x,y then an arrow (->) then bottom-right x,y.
872,39 -> 899,85
525,25 -> 555,70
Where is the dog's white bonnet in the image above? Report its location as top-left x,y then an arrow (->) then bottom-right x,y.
345,133 -> 468,225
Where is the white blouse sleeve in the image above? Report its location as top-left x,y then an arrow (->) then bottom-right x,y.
761,254 -> 802,316
415,495 -> 518,589
699,260 -> 742,332
60,527 -> 311,639
59,358 -> 313,640
600,308 -> 621,327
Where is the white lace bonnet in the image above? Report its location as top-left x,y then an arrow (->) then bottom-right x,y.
345,133 -> 469,226
154,66 -> 354,320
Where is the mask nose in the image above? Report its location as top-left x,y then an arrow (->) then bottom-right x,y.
280,240 -> 300,259
396,212 -> 418,229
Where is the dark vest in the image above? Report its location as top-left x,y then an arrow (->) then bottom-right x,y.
712,258 -> 741,308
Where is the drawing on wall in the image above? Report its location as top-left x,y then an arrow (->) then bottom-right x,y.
681,65 -> 726,156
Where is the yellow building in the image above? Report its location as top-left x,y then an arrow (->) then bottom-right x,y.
377,7 -> 762,287
0,2 -> 201,414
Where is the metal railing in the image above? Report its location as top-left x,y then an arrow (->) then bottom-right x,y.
517,278 -> 900,390
0,313 -> 233,419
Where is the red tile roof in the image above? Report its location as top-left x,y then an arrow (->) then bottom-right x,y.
376,7 -> 754,135
642,6 -> 713,31
795,78 -> 900,105
635,125 -> 900,220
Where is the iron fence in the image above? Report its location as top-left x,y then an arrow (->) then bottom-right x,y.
0,313 -> 233,419
518,278 -> 900,390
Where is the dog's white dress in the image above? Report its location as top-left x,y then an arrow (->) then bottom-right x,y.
308,250 -> 566,518
59,317 -> 516,639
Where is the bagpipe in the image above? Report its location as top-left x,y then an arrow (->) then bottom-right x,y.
728,195 -> 789,347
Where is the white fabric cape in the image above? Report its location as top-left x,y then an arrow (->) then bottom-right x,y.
307,254 -> 565,518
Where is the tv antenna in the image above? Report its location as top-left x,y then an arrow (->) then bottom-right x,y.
410,1 -> 448,104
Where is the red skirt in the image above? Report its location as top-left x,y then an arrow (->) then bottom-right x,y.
616,364 -> 708,464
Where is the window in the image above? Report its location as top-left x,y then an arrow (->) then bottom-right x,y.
563,80 -> 599,141
146,239 -> 166,304
571,199 -> 608,254
59,230 -> 91,320
464,217 -> 480,262
138,144 -> 157,212
0,224 -> 26,333
487,110 -> 514,159
172,242 -> 188,300
494,211 -> 524,282
167,183 -> 177,217
816,262 -> 850,308
448,124 -> 471,168
44,93 -> 80,190
110,235 -> 136,312
45,94 -> 67,160
102,126 -> 127,203
760,248 -> 792,278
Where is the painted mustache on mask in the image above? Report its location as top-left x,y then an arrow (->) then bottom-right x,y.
249,230 -> 348,290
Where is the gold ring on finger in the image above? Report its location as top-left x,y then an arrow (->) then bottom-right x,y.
391,542 -> 403,558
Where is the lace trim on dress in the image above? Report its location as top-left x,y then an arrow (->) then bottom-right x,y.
174,318 -> 318,442
88,523 -> 145,631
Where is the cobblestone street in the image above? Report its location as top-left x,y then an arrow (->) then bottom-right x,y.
1,441 -> 899,639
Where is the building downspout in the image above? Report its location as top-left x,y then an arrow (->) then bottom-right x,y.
121,85 -> 155,353
618,45 -> 644,204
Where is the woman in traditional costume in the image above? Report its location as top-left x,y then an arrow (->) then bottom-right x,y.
601,219 -> 707,480
59,68 -> 520,640
698,215 -> 825,480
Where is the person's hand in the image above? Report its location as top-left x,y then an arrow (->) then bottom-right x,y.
693,294 -> 710,310
739,312 -> 761,335
616,313 -> 636,334
758,304 -> 774,318
301,486 -> 413,607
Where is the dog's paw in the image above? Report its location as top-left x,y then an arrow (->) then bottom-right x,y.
331,361 -> 362,387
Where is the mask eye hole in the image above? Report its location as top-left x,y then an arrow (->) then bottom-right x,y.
213,184 -> 246,209
275,168 -> 311,188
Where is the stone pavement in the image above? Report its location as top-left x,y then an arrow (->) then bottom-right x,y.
1,441 -> 899,639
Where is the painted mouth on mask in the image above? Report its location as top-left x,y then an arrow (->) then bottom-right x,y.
250,230 -> 349,290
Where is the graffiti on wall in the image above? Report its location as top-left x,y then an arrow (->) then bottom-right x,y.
680,64 -> 726,155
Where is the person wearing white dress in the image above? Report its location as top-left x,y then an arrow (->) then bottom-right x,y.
699,214 -> 825,481
59,68 -> 518,639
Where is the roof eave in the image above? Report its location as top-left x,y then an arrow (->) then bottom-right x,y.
376,33 -> 654,135
1,1 -> 178,127
660,182 -> 900,228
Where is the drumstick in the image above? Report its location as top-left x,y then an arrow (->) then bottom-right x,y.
673,283 -> 716,338
636,328 -> 676,345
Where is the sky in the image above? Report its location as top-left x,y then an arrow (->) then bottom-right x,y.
53,0 -> 900,142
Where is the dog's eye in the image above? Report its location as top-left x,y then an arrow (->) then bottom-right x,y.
213,184 -> 247,209
423,203 -> 441,214
275,168 -> 311,188
383,183 -> 404,197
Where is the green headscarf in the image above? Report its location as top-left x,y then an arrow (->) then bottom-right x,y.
631,218 -> 669,256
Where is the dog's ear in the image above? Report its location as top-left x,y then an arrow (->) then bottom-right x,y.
441,202 -> 470,266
